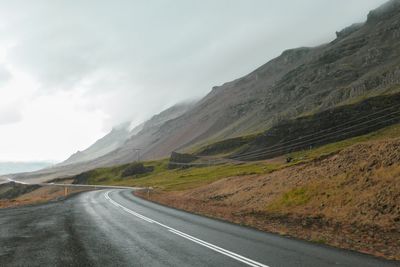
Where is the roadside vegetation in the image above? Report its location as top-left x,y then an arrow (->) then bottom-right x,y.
76,160 -> 279,191
75,123 -> 400,193
135,132 -> 400,260
266,187 -> 312,212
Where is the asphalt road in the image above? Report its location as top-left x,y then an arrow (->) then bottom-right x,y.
0,189 -> 398,267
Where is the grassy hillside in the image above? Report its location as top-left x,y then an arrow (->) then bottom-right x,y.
73,159 -> 278,191
71,123 -> 400,192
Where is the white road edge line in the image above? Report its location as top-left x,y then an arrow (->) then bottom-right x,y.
104,191 -> 269,267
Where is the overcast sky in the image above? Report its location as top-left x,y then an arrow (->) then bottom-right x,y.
0,0 -> 387,162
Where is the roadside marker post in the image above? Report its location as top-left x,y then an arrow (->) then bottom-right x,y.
147,187 -> 153,199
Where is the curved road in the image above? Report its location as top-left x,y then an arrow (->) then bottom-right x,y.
0,189 -> 398,267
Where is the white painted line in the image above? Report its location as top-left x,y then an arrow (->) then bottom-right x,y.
105,192 -> 155,223
168,229 -> 266,267
104,191 -> 269,267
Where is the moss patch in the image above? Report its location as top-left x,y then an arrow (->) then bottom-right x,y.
267,187 -> 312,211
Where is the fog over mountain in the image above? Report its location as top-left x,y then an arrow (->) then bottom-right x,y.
12,0 -> 400,183
0,0 -> 386,162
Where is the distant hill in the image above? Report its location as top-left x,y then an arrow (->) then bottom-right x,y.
59,123 -> 132,166
59,101 -> 196,167
0,162 -> 53,175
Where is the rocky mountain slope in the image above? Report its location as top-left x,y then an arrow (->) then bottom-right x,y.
11,0 -> 400,182
97,0 -> 400,163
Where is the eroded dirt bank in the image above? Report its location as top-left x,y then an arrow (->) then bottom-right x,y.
137,138 -> 400,260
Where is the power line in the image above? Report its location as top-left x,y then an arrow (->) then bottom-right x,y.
231,103 -> 400,158
168,161 -> 209,166
233,115 -> 399,161
166,105 -> 400,165
168,158 -> 229,167
234,114 -> 400,160
231,108 -> 400,160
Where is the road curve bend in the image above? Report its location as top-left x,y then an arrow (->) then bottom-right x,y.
0,189 -> 398,267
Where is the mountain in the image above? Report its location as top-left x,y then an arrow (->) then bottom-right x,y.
80,101 -> 196,166
0,162 -> 53,175
6,101 -> 195,182
97,0 -> 400,162
13,0 -> 400,182
58,102 -> 194,167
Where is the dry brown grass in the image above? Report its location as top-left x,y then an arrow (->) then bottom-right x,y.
137,138 -> 400,260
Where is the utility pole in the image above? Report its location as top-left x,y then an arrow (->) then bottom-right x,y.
133,148 -> 142,162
